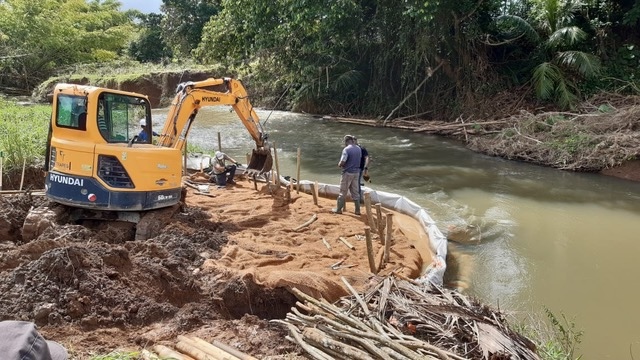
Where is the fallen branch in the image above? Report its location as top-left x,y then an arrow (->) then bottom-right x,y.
384,62 -> 444,126
293,213 -> 318,231
413,120 -> 508,133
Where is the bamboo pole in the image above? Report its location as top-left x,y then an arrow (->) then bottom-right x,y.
19,158 -> 26,191
296,147 -> 301,194
153,344 -> 194,360
218,132 -> 222,152
364,227 -> 376,274
176,341 -> 217,360
302,327 -> 374,360
181,336 -> 244,360
364,192 -> 375,229
210,339 -> 259,360
385,213 -> 393,263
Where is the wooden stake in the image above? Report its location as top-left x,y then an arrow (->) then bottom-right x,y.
364,227 -> 377,274
296,147 -> 301,194
375,203 -> 384,244
385,213 -> 393,263
364,192 -> 375,229
311,181 -> 319,205
322,237 -> 332,250
217,132 -> 222,152
272,142 -> 280,186
338,236 -> 355,250
19,158 -> 26,191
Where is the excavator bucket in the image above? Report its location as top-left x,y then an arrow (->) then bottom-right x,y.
246,148 -> 273,176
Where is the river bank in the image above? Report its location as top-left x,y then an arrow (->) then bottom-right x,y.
323,92 -> 640,183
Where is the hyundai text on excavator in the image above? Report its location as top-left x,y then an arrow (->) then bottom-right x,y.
32,78 -> 273,240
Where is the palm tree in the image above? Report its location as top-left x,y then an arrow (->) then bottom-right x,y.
494,0 -> 601,108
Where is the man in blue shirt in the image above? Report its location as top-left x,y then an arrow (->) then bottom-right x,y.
332,135 -> 362,215
138,118 -> 158,143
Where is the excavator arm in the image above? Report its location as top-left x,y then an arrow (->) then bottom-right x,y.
157,78 -> 272,175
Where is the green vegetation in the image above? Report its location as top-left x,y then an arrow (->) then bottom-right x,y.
514,308 -> 583,360
89,351 -> 139,360
0,98 -> 50,172
1,0 -> 639,115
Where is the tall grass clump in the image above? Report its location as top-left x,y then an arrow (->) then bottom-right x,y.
0,98 -> 51,172
514,307 -> 583,360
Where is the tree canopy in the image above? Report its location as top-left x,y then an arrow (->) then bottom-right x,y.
0,0 -> 638,114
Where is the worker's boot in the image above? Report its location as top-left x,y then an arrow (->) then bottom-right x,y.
353,201 -> 361,215
332,196 -> 345,214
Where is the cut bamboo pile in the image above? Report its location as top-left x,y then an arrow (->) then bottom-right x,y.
274,276 -> 540,360
142,336 -> 256,360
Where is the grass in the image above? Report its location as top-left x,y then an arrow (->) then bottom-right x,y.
88,352 -> 139,360
0,98 -> 51,172
514,307 -> 583,360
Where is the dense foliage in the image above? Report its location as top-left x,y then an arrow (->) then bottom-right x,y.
0,0 -> 134,92
0,0 -> 638,115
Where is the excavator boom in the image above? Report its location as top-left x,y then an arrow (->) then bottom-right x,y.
158,78 -> 272,175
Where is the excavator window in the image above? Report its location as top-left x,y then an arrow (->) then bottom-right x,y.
55,95 -> 87,131
97,93 -> 150,143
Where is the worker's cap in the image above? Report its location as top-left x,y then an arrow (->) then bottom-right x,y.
0,321 -> 68,360
139,119 -> 146,127
215,151 -> 225,159
344,135 -> 354,142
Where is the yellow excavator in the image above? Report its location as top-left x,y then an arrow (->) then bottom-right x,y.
42,78 -> 272,225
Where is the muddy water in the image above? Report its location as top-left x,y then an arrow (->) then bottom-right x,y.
154,107 -> 640,359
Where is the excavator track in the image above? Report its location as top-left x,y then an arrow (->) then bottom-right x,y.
22,203 -> 181,242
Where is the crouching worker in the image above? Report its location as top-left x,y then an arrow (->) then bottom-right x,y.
210,151 -> 241,186
0,320 -> 69,360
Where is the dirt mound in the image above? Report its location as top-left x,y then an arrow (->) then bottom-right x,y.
0,175 -> 429,358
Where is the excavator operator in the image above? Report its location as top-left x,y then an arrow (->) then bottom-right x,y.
138,118 -> 158,143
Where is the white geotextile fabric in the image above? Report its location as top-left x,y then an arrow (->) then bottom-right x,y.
284,178 -> 447,286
